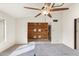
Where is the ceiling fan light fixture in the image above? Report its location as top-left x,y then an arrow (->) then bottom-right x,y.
44,5 -> 48,8
41,10 -> 50,15
24,3 -> 69,18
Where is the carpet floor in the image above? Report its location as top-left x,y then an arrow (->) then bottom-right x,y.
0,43 -> 79,56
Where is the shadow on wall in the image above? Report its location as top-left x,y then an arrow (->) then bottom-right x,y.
48,25 -> 51,41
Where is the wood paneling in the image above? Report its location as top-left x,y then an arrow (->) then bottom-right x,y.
28,23 -> 49,42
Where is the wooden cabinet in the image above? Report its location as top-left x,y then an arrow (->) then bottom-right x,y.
28,23 -> 49,42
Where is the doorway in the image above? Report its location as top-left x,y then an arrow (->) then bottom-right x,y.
74,18 -> 79,49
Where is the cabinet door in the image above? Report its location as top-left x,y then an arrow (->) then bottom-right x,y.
41,23 -> 48,39
28,23 -> 49,42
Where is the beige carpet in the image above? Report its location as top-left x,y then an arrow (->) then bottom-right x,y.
0,43 -> 79,56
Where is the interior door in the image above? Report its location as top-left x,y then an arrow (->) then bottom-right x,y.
76,19 -> 79,49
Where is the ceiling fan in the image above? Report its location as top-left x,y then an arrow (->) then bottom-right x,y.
24,3 -> 69,18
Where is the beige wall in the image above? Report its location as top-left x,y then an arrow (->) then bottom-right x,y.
62,3 -> 79,49
0,20 -> 4,43
0,3 -> 79,52
15,12 -> 62,44
0,11 -> 15,52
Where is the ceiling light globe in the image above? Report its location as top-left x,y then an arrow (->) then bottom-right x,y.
42,10 -> 49,15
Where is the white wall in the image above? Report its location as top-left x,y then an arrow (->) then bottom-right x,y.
0,3 -> 79,52
16,12 -> 62,44
0,11 -> 15,52
62,3 -> 79,49
0,20 -> 4,43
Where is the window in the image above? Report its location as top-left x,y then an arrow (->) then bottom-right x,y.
0,20 -> 5,42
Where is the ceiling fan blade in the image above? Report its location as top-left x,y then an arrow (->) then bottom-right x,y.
35,13 -> 41,17
47,14 -> 52,18
41,3 -> 51,9
50,8 -> 69,11
41,6 -> 44,9
46,3 -> 51,6
41,6 -> 45,9
51,3 -> 55,7
52,3 -> 64,7
24,7 -> 41,10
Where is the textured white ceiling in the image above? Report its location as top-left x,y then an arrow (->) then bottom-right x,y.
0,3 -> 71,18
